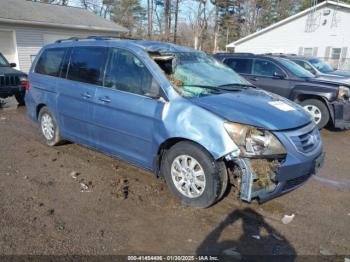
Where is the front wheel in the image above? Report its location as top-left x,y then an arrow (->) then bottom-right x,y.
160,141 -> 227,208
301,99 -> 330,129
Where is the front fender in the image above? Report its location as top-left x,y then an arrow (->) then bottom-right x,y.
290,86 -> 336,123
153,97 -> 239,161
290,85 -> 337,102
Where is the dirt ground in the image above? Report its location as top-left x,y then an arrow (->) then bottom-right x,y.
0,98 -> 349,259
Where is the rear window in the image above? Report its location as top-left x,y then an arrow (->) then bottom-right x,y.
224,58 -> 252,74
67,47 -> 108,85
35,48 -> 66,77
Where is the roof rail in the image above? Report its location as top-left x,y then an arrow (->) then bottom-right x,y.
55,35 -> 142,43
55,37 -> 80,43
88,35 -> 142,40
214,52 -> 255,56
264,53 -> 298,57
231,52 -> 255,56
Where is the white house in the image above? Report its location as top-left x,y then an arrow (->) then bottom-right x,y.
226,1 -> 350,70
0,0 -> 128,73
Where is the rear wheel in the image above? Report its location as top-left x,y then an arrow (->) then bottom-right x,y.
160,141 -> 227,208
38,107 -> 63,146
301,99 -> 329,129
15,93 -> 25,106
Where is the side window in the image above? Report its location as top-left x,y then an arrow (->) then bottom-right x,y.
60,48 -> 72,78
294,60 -> 315,74
67,47 -> 108,85
35,48 -> 66,77
104,49 -> 160,97
253,59 -> 284,77
224,58 -> 252,74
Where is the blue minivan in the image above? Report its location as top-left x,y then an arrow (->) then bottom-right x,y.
25,37 -> 324,208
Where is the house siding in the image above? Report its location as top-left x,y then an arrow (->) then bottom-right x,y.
13,26 -> 115,73
233,4 -> 350,70
16,29 -> 44,73
0,23 -> 119,73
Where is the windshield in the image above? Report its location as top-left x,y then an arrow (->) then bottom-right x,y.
278,58 -> 315,78
0,53 -> 9,67
169,52 -> 252,97
309,58 -> 334,73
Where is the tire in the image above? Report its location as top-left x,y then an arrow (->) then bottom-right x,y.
301,99 -> 330,129
160,141 -> 227,208
15,93 -> 25,106
38,107 -> 63,146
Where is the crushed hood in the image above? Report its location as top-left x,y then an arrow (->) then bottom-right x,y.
191,89 -> 311,131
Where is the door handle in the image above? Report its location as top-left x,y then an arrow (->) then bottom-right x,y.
81,92 -> 92,99
99,96 -> 111,103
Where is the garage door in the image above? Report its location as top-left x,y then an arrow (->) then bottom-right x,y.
0,30 -> 18,67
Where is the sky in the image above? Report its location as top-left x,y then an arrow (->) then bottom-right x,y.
65,0 -> 214,23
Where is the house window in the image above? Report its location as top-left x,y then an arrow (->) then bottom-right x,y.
331,48 -> 342,60
303,48 -> 313,56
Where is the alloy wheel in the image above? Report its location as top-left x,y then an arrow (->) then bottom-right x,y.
303,105 -> 322,124
170,155 -> 206,198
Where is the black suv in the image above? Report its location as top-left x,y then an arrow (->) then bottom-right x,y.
214,53 -> 350,129
0,52 -> 27,105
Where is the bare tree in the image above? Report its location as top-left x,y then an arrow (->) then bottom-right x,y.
173,0 -> 179,43
189,0 -> 212,50
163,0 -> 171,40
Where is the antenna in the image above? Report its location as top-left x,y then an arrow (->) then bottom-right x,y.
305,0 -> 320,32
331,0 -> 340,28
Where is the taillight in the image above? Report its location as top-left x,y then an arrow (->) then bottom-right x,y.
24,80 -> 30,91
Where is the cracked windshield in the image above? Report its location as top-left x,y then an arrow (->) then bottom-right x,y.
169,52 -> 252,97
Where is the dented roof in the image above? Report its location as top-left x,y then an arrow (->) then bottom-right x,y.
134,41 -> 199,54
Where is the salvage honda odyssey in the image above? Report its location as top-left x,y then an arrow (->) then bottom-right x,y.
25,37 -> 324,208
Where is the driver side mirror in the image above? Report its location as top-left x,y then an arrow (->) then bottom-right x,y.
273,72 -> 285,79
10,63 -> 16,68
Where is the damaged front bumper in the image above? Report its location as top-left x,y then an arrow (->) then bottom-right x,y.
228,123 -> 324,203
331,100 -> 350,129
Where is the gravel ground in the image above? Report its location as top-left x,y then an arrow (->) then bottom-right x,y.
0,98 -> 349,258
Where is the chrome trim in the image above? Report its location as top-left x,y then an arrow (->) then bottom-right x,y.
285,123 -> 322,156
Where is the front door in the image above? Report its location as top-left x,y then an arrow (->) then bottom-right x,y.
93,48 -> 163,168
249,59 -> 291,97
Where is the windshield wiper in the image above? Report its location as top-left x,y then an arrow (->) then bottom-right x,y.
218,83 -> 255,89
184,84 -> 247,93
183,84 -> 224,93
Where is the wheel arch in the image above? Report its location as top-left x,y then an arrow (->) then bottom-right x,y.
292,93 -> 334,124
154,137 -> 218,177
36,103 -> 47,120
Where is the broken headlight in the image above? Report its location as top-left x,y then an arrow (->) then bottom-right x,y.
224,122 -> 286,157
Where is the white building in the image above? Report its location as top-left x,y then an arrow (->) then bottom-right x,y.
0,0 -> 127,73
226,1 -> 350,70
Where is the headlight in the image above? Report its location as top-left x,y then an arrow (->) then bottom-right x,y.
338,86 -> 350,100
224,122 -> 286,157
